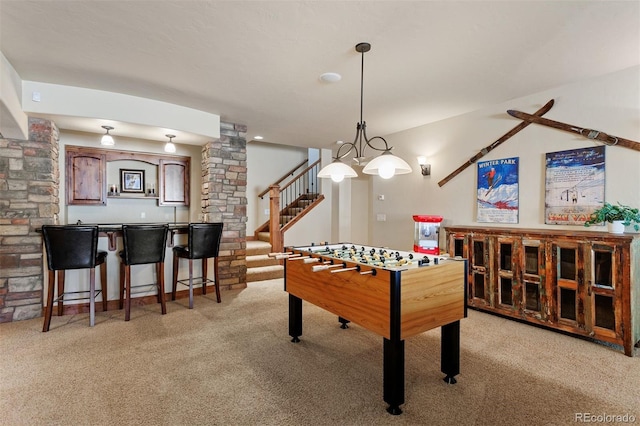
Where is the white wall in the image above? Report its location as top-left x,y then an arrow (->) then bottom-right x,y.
0,52 -> 28,139
364,66 -> 640,251
22,81 -> 220,141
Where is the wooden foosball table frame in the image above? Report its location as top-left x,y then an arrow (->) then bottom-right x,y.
282,243 -> 468,415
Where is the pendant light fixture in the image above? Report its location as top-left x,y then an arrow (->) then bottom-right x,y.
164,134 -> 176,153
318,42 -> 412,182
100,126 -> 115,146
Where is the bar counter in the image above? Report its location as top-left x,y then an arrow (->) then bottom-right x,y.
82,222 -> 191,250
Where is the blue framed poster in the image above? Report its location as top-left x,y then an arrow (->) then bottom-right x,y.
477,157 -> 519,223
544,146 -> 605,225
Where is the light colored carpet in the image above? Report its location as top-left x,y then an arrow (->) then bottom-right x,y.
1,279 -> 638,426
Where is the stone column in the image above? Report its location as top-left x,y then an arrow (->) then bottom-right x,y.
201,122 -> 247,290
0,117 -> 59,322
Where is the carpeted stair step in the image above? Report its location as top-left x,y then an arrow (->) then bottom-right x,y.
280,215 -> 294,224
247,254 -> 280,268
247,265 -> 284,282
247,240 -> 272,255
246,239 -> 283,282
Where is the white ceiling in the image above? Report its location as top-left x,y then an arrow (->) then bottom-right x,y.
1,1 -> 639,149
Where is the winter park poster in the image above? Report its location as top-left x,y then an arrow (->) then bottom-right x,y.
544,146 -> 605,225
477,157 -> 519,223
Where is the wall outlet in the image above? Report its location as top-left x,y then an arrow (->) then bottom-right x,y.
376,213 -> 386,221
140,212 -> 146,219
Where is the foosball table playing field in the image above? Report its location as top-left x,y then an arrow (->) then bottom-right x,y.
279,242 -> 468,415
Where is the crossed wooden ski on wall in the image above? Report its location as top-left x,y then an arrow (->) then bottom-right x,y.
439,99 -> 640,187
506,110 -> 640,152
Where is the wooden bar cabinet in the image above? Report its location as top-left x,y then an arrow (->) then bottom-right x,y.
66,145 -> 190,207
445,226 -> 639,356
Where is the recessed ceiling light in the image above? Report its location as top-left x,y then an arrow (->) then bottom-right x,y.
320,72 -> 342,83
254,136 -> 264,140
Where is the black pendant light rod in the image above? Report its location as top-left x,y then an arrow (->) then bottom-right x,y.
335,42 -> 392,162
358,42 -> 367,130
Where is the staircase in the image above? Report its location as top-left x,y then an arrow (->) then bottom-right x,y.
246,238 -> 284,282
248,158 -> 324,281
255,159 -> 325,253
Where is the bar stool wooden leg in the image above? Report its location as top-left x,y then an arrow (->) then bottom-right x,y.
89,267 -> 96,327
155,263 -> 162,305
119,262 -> 125,310
125,265 -> 131,321
100,263 -> 108,312
202,258 -> 207,295
43,270 -> 56,332
188,259 -> 194,309
158,262 -> 167,315
57,270 -> 65,316
172,255 -> 179,301
214,257 -> 221,303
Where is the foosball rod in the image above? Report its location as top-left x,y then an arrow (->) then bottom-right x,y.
312,263 -> 344,272
330,266 -> 359,274
268,251 -> 292,257
326,265 -> 377,275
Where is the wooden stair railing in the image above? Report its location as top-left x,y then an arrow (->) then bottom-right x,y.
255,159 -> 324,252
257,158 -> 309,199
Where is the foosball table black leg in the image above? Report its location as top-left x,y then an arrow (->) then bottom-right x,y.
289,294 -> 302,343
383,337 -> 405,415
441,320 -> 460,384
338,316 -> 350,329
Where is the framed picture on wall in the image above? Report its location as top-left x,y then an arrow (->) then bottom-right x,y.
544,146 -> 605,225
476,157 -> 519,224
120,169 -> 145,193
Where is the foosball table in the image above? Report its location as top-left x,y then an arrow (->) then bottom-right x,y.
280,242 -> 468,415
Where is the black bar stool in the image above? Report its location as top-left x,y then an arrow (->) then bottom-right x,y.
119,224 -> 169,321
172,222 -> 223,309
41,225 -> 108,332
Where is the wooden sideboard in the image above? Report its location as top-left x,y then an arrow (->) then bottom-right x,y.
445,226 -> 639,356
65,145 -> 190,206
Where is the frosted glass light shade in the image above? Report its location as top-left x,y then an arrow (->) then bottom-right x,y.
318,160 -> 358,182
101,134 -> 114,146
362,152 -> 412,178
164,142 -> 176,153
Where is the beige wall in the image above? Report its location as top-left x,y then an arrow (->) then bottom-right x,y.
364,66 -> 640,250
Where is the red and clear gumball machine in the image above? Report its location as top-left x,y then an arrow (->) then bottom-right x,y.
413,215 -> 443,255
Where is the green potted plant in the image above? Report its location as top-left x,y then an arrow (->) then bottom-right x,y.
584,202 -> 640,233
